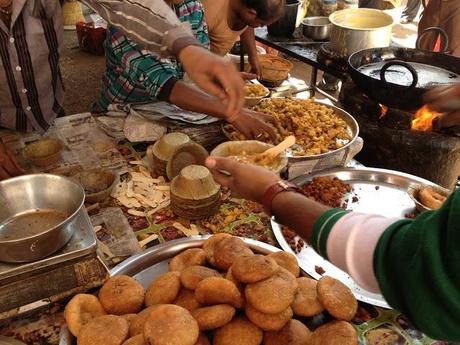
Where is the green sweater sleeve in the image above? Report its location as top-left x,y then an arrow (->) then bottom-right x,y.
374,189 -> 460,341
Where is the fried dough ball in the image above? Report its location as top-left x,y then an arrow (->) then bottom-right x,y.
268,252 -> 300,277
145,271 -> 181,306
129,306 -> 160,337
231,255 -> 278,283
213,317 -> 263,345
213,237 -> 254,270
263,319 -> 311,345
180,265 -> 221,290
169,248 -> 207,272
292,278 -> 324,317
174,288 -> 202,311
308,321 -> 358,345
98,275 -> 145,315
191,304 -> 236,330
122,334 -> 145,345
245,267 -> 298,314
418,187 -> 446,210
202,233 -> 232,266
245,304 -> 292,331
195,277 -> 243,308
195,334 -> 211,345
78,315 -> 129,345
144,304 -> 199,345
317,276 -> 357,321
120,314 -> 137,328
64,293 -> 106,337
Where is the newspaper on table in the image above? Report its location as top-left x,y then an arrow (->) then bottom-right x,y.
0,113 -> 129,175
90,207 -> 141,265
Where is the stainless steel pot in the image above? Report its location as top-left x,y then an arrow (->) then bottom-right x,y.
329,8 -> 393,56
267,0 -> 301,37
302,16 -> 331,41
0,174 -> 86,263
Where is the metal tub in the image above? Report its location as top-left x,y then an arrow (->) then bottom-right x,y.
0,174 -> 86,263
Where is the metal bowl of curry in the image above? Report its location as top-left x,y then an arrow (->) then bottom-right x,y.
0,174 -> 86,263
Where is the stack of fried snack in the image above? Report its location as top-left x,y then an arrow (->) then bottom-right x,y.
64,234 -> 359,345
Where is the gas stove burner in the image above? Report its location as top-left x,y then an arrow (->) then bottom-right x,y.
317,43 -> 350,72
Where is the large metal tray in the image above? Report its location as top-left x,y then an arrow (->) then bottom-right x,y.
272,167 -> 444,309
222,98 -> 359,161
59,236 -> 280,345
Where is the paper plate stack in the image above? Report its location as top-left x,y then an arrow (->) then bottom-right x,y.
170,165 -> 221,220
149,133 -> 191,178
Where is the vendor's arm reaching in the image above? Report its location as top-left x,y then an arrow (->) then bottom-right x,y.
95,1 -> 276,141
81,0 -> 244,117
205,156 -> 460,342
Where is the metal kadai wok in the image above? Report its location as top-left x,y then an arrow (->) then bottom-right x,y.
348,28 -> 460,111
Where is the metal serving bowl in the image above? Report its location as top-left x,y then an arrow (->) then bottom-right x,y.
302,17 -> 331,41
0,174 -> 86,263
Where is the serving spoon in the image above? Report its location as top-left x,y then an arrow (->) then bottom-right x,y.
256,135 -> 296,161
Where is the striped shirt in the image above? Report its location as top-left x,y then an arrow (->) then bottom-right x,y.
93,0 -> 209,112
0,0 -> 199,132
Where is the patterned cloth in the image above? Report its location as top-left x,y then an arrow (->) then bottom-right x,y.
0,0 -> 199,132
93,0 -> 209,112
0,0 -> 64,132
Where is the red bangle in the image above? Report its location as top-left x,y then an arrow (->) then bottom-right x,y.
262,180 -> 303,216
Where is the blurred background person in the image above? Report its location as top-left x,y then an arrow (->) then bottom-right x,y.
400,0 -> 422,23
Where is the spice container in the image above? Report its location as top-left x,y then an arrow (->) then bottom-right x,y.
321,0 -> 337,16
170,165 -> 221,220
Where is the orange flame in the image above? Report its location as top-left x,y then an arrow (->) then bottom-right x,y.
411,105 -> 441,132
379,104 -> 388,119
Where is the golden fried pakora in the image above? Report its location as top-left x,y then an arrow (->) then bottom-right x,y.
145,271 -> 181,306
129,306 -> 160,337
292,278 -> 324,317
308,321 -> 358,345
247,98 -> 351,157
121,334 -> 145,345
245,268 -> 298,314
191,304 -> 236,330
195,277 -> 243,308
195,334 -> 211,345
174,288 -> 202,311
143,304 -> 199,345
263,319 -> 311,345
213,237 -> 254,270
169,248 -> 207,272
98,275 -> 145,315
213,317 -> 263,345
231,255 -> 278,283
180,265 -> 221,290
78,315 -> 129,345
64,293 -> 106,337
268,252 -> 300,277
317,276 -> 357,321
245,304 -> 292,331
202,233 -> 232,267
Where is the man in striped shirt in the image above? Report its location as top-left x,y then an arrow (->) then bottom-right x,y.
93,0 -> 276,140
0,0 -> 245,179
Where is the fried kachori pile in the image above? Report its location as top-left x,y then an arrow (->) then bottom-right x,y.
64,234 -> 359,345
